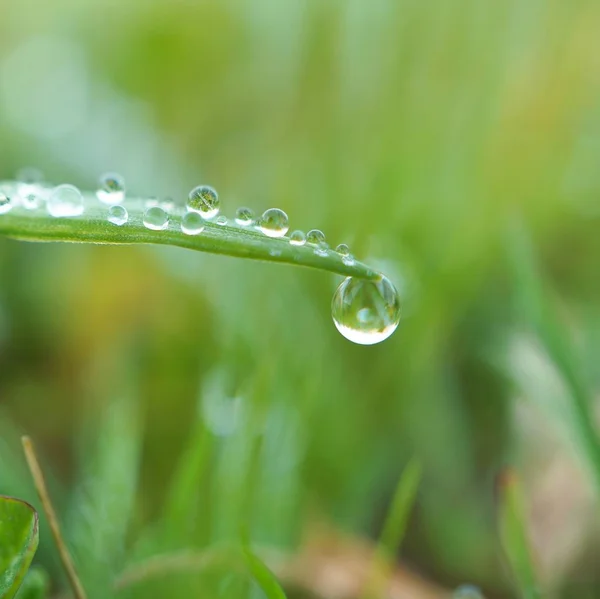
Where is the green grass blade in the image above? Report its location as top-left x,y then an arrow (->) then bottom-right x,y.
0,182 -> 380,280
496,469 -> 541,599
363,458 -> 422,598
241,544 -> 287,599
0,496 -> 39,599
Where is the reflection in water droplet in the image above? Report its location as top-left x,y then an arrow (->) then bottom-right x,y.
215,215 -> 228,226
143,206 -> 169,230
454,585 -> 485,599
0,192 -> 12,215
306,229 -> 325,245
187,185 -> 219,219
235,207 -> 254,226
259,208 -> 289,237
107,205 -> 128,226
181,211 -> 204,235
47,184 -> 84,217
97,172 -> 126,205
336,243 -> 350,256
331,275 -> 401,345
289,230 -> 306,246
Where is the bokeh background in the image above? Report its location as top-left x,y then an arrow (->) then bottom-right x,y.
1,1 -> 600,598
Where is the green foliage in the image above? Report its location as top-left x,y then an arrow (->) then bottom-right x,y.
14,568 -> 49,599
0,496 -> 39,599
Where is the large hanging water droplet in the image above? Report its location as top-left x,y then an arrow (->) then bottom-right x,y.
331,275 -> 400,345
97,172 -> 126,205
181,211 -> 204,235
0,192 -> 12,215
47,184 -> 84,217
454,585 -> 485,599
143,206 -> 169,230
259,208 -> 289,237
289,230 -> 306,246
187,185 -> 219,219
107,205 -> 128,226
235,207 -> 254,226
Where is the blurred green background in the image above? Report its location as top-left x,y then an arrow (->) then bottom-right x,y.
1,1 -> 599,598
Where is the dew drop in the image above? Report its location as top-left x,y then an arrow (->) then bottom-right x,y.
336,243 -> 350,256
97,172 -> 125,205
47,184 -> 84,217
235,206 -> 254,226
17,167 -> 44,185
259,208 -> 289,238
215,215 -> 228,226
107,205 -> 128,226
306,229 -> 325,245
181,211 -> 204,235
22,194 -> 42,210
187,185 -> 219,219
289,230 -> 306,246
161,197 -> 176,212
143,206 -> 169,230
331,275 -> 401,345
454,585 -> 485,599
0,192 -> 12,215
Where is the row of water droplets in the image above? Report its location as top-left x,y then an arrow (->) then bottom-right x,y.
1,169 -> 401,345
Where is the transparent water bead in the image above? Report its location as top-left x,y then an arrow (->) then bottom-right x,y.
336,243 -> 355,265
259,208 -> 289,238
331,275 -> 401,345
181,211 -> 204,235
0,192 -> 12,215
107,205 -> 128,226
17,167 -> 44,185
97,172 -> 126,205
47,184 -> 84,217
22,194 -> 42,210
289,230 -> 306,246
187,185 -> 219,219
307,228 -> 325,244
143,206 -> 169,230
235,206 -> 254,226
454,585 -> 485,599
215,215 -> 228,226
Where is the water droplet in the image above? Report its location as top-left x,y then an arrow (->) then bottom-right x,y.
107,205 -> 128,226
336,243 -> 350,256
454,585 -> 485,599
0,192 -> 12,215
161,197 -> 176,212
215,215 -> 228,226
187,185 -> 219,219
314,242 -> 329,257
331,275 -> 401,345
97,172 -> 125,205
306,229 -> 325,245
47,184 -> 84,217
181,211 -> 205,235
22,193 -> 42,210
289,230 -> 306,246
259,208 -> 289,238
235,206 -> 254,226
143,206 -> 169,230
17,167 -> 44,185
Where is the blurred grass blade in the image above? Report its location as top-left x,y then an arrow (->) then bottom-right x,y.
0,182 -> 379,280
0,496 -> 39,599
241,544 -> 287,599
363,458 -> 422,598
507,220 -> 600,493
496,468 -> 541,599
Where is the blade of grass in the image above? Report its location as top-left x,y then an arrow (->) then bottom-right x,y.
241,543 -> 288,599
496,468 -> 541,599
0,182 -> 380,280
363,457 -> 422,599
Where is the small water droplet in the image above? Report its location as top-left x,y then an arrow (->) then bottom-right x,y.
107,205 -> 128,226
314,242 -> 329,257
269,248 -> 282,257
454,585 -> 485,599
0,192 -> 12,215
143,206 -> 169,230
22,193 -> 42,210
259,208 -> 289,237
235,206 -> 254,226
215,215 -> 228,226
97,172 -> 126,205
187,185 -> 219,219
181,211 -> 205,235
331,275 -> 401,345
161,197 -> 176,212
289,230 -> 306,246
47,184 -> 84,217
306,229 -> 325,245
336,243 -> 350,256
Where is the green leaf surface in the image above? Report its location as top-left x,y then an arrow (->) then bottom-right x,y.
0,182 -> 379,280
0,496 -> 39,599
